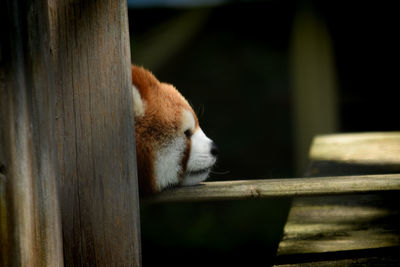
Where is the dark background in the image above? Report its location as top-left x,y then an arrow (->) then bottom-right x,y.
128,1 -> 398,266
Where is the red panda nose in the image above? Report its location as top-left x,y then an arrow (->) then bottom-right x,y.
210,142 -> 219,156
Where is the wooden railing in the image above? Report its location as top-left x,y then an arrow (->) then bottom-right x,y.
148,174 -> 400,203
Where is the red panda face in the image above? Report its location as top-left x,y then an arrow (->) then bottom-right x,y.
131,65 -> 218,196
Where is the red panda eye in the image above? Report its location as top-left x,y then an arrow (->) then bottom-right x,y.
184,129 -> 192,138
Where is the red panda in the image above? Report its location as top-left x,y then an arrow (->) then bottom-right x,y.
131,65 -> 218,196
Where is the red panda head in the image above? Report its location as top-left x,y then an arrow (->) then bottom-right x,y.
131,65 -> 218,196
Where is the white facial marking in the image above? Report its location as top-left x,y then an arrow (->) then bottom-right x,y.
132,85 -> 146,117
181,109 -> 195,132
154,137 -> 185,191
182,128 -> 217,186
153,109 -> 217,190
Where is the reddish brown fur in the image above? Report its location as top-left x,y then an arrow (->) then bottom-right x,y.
179,139 -> 191,181
132,65 -> 198,196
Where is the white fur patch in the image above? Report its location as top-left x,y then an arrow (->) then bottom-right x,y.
181,109 -> 195,132
132,85 -> 146,117
182,128 -> 217,186
154,137 -> 185,191
153,111 -> 217,189
182,171 -> 211,186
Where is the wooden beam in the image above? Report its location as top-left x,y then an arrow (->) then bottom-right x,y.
49,0 -> 141,266
147,174 -> 400,203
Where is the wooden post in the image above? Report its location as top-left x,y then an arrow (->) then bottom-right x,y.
290,4 -> 339,175
1,0 -> 141,266
49,0 -> 142,266
0,1 -> 63,266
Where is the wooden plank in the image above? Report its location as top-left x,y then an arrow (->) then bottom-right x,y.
306,132 -> 400,176
310,132 -> 400,165
275,132 -> 400,266
277,195 -> 400,256
0,1 -> 63,266
147,174 -> 400,203
276,193 -> 400,265
49,0 -> 141,266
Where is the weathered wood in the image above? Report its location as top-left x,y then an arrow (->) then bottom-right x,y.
0,1 -> 63,266
147,174 -> 400,203
274,195 -> 400,266
310,132 -> 400,164
306,132 -> 400,176
275,132 -> 400,266
49,0 -> 141,266
276,195 -> 400,256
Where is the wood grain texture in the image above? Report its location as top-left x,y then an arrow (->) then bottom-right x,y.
49,0 -> 141,266
275,132 -> 400,266
310,132 -> 400,165
277,195 -> 400,256
0,1 -> 63,266
306,132 -> 400,177
148,174 -> 400,203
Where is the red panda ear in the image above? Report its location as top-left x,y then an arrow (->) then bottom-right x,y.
132,84 -> 146,117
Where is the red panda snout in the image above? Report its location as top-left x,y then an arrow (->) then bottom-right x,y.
181,128 -> 217,186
